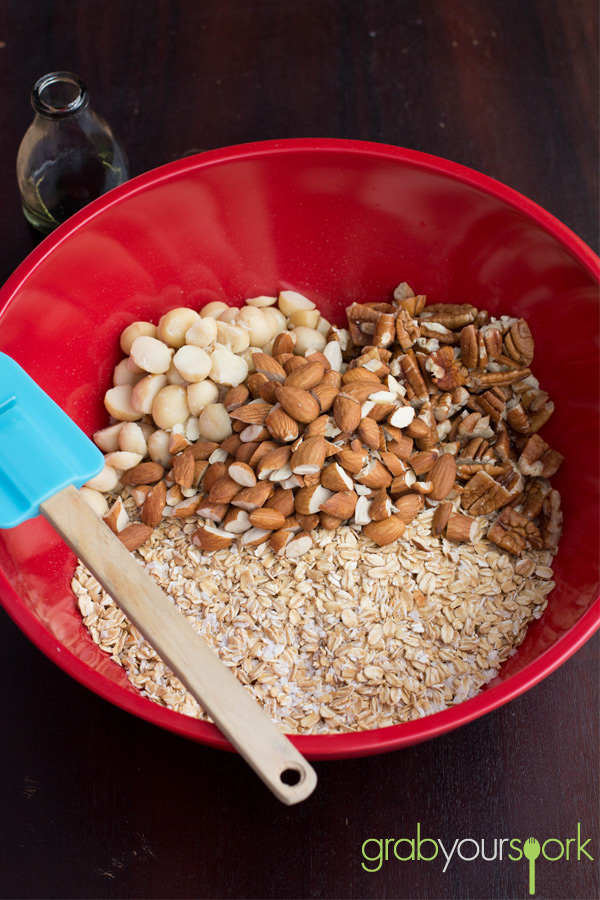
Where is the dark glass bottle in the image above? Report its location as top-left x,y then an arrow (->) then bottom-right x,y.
16,72 -> 129,233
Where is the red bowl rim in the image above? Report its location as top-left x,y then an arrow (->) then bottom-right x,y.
1,137 -> 599,760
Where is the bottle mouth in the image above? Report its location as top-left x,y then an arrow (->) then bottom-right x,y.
32,72 -> 89,119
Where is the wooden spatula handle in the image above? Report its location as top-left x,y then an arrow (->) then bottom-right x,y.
42,485 -> 317,805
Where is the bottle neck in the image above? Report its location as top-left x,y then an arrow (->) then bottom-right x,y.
31,72 -> 89,121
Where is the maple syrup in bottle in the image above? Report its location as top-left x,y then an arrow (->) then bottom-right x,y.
16,72 -> 129,233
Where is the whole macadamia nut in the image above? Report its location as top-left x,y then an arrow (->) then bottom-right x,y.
152,384 -> 190,429
157,308 -> 200,348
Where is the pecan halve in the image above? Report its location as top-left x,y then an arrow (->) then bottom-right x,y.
425,346 -> 464,391
518,434 -> 564,478
487,507 -> 543,555
419,303 -> 477,330
461,470 -> 512,515
504,318 -> 534,366
538,489 -> 563,551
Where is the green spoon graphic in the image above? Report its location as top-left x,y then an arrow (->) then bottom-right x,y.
523,837 -> 541,895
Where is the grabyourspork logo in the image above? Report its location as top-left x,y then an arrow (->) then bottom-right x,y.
361,823 -> 595,896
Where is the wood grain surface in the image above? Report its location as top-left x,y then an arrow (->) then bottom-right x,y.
0,2 -> 598,898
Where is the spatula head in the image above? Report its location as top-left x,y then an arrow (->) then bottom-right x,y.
0,352 -> 104,528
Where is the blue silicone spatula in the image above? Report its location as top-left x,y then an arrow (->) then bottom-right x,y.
0,352 -> 317,804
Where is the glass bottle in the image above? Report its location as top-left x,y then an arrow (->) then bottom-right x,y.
16,72 -> 129,233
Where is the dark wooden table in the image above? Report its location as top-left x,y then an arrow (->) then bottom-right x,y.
0,2 -> 598,898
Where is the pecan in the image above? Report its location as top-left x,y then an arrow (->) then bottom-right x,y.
520,388 -> 554,433
517,477 -> 552,520
481,326 -> 503,359
461,470 -> 512,515
372,312 -> 396,347
457,437 -> 494,464
518,434 -> 564,478
425,346 -> 464,391
395,308 -> 420,349
493,428 -> 510,463
456,412 -> 494,441
460,325 -> 488,369
419,303 -> 477,330
539,489 -> 563,551
507,401 -> 532,434
399,354 -> 428,402
487,507 -> 543,555
477,388 -> 506,424
419,322 -> 456,344
504,318 -> 534,366
467,367 -> 531,391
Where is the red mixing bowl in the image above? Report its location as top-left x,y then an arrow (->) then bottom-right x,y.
0,139 -> 598,760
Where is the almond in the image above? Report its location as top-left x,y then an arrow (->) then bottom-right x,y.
319,490 -> 358,520
248,440 -> 280,468
294,484 -> 333,515
386,434 -> 414,459
256,445 -> 292,480
230,401 -> 273,424
276,385 -> 321,424
171,449 -> 195,488
405,418 -> 431,439
387,406 -> 415,429
357,417 -> 381,450
284,360 -> 325,390
240,424 -> 270,443
341,367 -> 380,385
390,469 -> 417,495
264,489 -> 296,517
224,384 -> 250,411
295,513 -> 320,531
168,433 -> 190,455
320,512 -> 342,530
446,513 -> 476,542
429,453 -> 457,501
336,446 -> 368,475
258,381 -> 279,404
172,495 -> 201,518
311,383 -> 339,413
141,481 -> 167,527
432,501 -> 453,536
192,524 -> 234,551
231,481 -> 273,511
120,461 -> 165,485
322,370 -> 342,389
302,471 -> 321,487
283,516 -> 302,533
379,450 -> 406,476
304,350 -> 331,372
252,352 -> 286,383
355,459 -> 392,489
247,372 -> 269,397
166,484 -> 184,506
269,528 -> 293,554
272,332 -> 296,355
248,508 -> 286,530
284,355 -> 308,374
190,441 -> 220,460
333,395 -> 361,433
103,496 -> 129,534
193,459 -> 209,487
118,523 -> 154,551
265,405 -> 300,442
363,515 -> 406,547
367,403 -> 397,423
285,531 -> 313,558
342,382 -> 379,404
303,415 -> 329,438
220,434 -> 243,456
203,461 -> 228,493
228,461 -> 257,487
235,441 -> 259,463
291,436 -> 327,475
369,489 -> 392,521
394,493 -> 424,523
195,499 -> 229,522
409,449 -> 439,476
320,461 -> 354,492
208,474 -> 243,504
241,527 -> 273,547
223,507 -> 252,533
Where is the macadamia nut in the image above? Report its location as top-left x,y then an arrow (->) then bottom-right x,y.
173,345 -> 211,382
236,306 -> 274,347
130,336 -> 172,374
291,326 -> 327,355
131,374 -> 168,415
185,317 -> 217,348
198,403 -> 233,442
120,321 -> 157,355
157,308 -> 200,348
118,422 -> 148,457
152,384 -> 190,429
216,321 -> 250,353
104,385 -> 144,421
187,380 -> 219,415
210,346 -> 249,386
147,430 -> 171,466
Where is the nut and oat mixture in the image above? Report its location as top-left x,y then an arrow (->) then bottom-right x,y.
71,283 -> 563,733
72,507 -> 556,733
